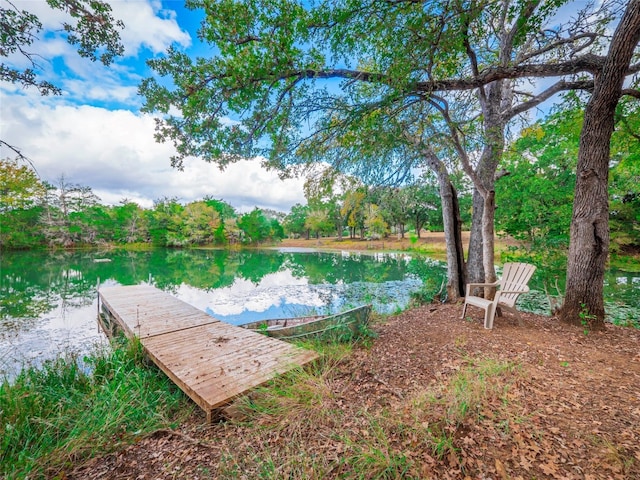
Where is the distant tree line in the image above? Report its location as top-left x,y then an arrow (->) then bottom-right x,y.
3,116 -> 638,251
283,180 -> 451,241
0,159 -> 454,249
0,161 -> 285,249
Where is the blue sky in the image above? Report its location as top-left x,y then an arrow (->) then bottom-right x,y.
0,0 -> 306,211
1,1 -> 620,211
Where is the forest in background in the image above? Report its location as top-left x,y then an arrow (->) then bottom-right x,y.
2,103 -> 638,261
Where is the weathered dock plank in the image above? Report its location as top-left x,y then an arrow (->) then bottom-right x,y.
98,285 -> 318,420
99,284 -> 217,338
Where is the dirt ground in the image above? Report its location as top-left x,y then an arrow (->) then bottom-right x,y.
278,233 -> 477,252
68,238 -> 640,479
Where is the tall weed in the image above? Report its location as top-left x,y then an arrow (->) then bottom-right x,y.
0,338 -> 191,479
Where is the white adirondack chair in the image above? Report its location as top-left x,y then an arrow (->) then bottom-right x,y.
461,262 -> 536,329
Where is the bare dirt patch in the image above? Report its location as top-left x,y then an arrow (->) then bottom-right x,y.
70,304 -> 640,479
277,233 -> 522,253
278,233 -> 465,253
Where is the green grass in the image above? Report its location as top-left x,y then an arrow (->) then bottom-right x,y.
0,338 -> 192,479
609,253 -> 640,272
0,327 -> 525,479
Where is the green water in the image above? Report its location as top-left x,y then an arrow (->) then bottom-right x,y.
1,247 -> 638,379
521,266 -> 640,324
0,248 -> 439,378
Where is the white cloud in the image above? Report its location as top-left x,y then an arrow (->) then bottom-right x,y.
109,0 -> 192,56
5,0 -> 190,109
10,0 -> 191,58
0,94 -> 306,212
176,271 -> 324,317
1,1 -> 305,213
62,79 -> 139,104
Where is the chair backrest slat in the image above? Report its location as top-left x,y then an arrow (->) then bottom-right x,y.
499,263 -> 536,308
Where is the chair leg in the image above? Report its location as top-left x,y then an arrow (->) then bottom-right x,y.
501,305 -> 524,326
509,308 -> 523,326
461,301 -> 468,319
484,303 -> 496,329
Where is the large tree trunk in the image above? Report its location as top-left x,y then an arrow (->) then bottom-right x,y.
560,0 -> 640,329
481,190 -> 496,297
450,182 -> 465,297
464,121 -> 504,294
440,175 -> 465,301
466,188 -> 485,284
425,151 -> 466,301
461,80 -> 508,291
476,97 -> 506,291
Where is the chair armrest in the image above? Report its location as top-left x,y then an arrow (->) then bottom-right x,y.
464,280 -> 500,297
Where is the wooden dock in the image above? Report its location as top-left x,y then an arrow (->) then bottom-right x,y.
98,285 -> 318,421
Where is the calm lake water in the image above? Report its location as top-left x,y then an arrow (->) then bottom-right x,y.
1,248 -> 638,379
0,248 -> 441,378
